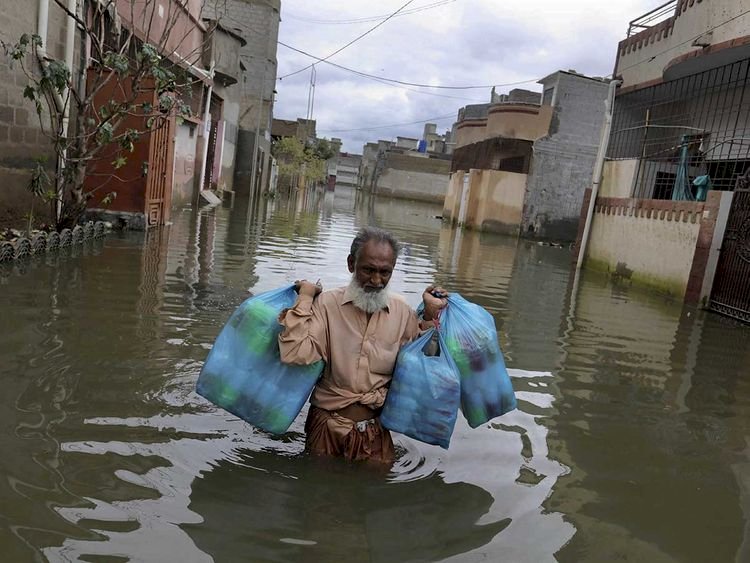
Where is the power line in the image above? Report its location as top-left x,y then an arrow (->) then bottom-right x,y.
212,12 -> 483,100
278,41 -> 538,91
319,113 -> 456,133
284,0 -> 456,25
278,0 -> 419,80
278,42 -> 487,101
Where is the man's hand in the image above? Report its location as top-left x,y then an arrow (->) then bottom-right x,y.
422,285 -> 449,321
295,279 -> 323,298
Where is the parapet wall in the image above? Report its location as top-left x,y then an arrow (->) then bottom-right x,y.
583,192 -> 725,301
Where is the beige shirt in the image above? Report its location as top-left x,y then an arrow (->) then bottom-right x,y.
278,286 -> 420,412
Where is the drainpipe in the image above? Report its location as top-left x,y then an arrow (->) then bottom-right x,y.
58,0 -> 78,220
197,61 -> 216,193
575,79 -> 621,270
36,0 -> 65,115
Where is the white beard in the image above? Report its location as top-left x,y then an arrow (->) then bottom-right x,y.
348,278 -> 390,313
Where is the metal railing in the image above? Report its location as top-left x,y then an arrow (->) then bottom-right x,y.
608,57 -> 750,199
627,0 -> 678,37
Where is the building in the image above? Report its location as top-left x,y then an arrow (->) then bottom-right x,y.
81,0 -> 216,228
335,153 -> 362,189
395,136 -> 419,150
358,138 -> 451,203
444,78 -> 610,241
577,0 -> 750,318
421,123 -> 452,154
0,0 -> 278,230
196,20 -> 247,196
271,117 -> 317,144
206,0 -> 281,199
82,2 -> 246,228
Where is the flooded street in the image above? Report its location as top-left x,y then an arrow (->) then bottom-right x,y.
1,188 -> 750,562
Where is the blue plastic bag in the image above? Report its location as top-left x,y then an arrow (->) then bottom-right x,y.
438,293 -> 516,428
196,285 -> 324,434
380,329 -> 461,449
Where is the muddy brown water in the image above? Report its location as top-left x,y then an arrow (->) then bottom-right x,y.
1,189 -> 749,562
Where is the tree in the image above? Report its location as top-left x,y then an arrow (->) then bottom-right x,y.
3,0 -> 208,230
272,136 -> 333,191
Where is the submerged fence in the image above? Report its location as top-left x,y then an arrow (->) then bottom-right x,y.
608,56 -> 750,199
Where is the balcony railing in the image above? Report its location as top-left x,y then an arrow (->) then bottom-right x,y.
627,0 -> 678,37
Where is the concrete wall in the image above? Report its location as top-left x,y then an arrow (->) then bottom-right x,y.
454,105 -> 553,149
208,0 -> 279,194
522,73 -> 610,242
214,82 -> 241,193
212,0 -> 279,133
600,159 -> 639,198
173,123 -> 199,207
0,0 -> 82,228
486,104 -> 553,142
444,169 -> 527,235
375,167 -> 449,203
584,193 -> 726,300
616,0 -> 750,90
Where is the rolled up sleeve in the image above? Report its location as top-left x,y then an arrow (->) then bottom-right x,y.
278,294 -> 328,365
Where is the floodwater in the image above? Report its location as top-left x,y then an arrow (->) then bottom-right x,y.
1,187 -> 749,563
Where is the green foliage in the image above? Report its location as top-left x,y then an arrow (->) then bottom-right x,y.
96,122 -> 114,144
308,138 -> 335,161
112,155 -> 127,169
28,159 -> 51,198
100,191 -> 117,206
103,51 -> 129,75
6,7 -> 201,230
271,136 -> 335,187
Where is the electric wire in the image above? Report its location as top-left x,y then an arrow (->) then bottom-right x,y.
278,0 -> 419,80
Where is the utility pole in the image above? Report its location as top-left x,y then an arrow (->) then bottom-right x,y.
250,64 -> 267,199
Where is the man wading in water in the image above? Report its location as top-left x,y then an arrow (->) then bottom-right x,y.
278,227 -> 448,464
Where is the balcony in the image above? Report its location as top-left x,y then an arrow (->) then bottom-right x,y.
626,1 -> 677,38
615,0 -> 750,92
203,21 -> 246,87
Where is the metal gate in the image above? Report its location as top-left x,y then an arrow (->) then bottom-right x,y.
709,174 -> 750,323
145,115 -> 176,228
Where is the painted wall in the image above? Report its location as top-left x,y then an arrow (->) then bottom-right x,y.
117,0 -> 205,65
454,105 -> 553,149
616,0 -> 750,90
601,160 -> 639,197
172,123 -> 199,207
444,169 -> 527,234
584,194 -> 725,300
215,82 -> 241,193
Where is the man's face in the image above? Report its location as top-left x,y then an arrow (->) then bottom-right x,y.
348,240 -> 396,293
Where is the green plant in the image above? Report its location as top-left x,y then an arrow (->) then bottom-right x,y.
3,1 -> 205,230
271,136 -> 334,190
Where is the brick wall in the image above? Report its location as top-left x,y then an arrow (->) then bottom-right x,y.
0,1 -> 81,227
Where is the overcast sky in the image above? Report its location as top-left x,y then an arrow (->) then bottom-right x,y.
274,0 -> 656,153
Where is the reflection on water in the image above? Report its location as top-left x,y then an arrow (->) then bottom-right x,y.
1,186 -> 749,562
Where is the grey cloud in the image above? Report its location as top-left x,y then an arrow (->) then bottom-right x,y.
274,1 -> 647,152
